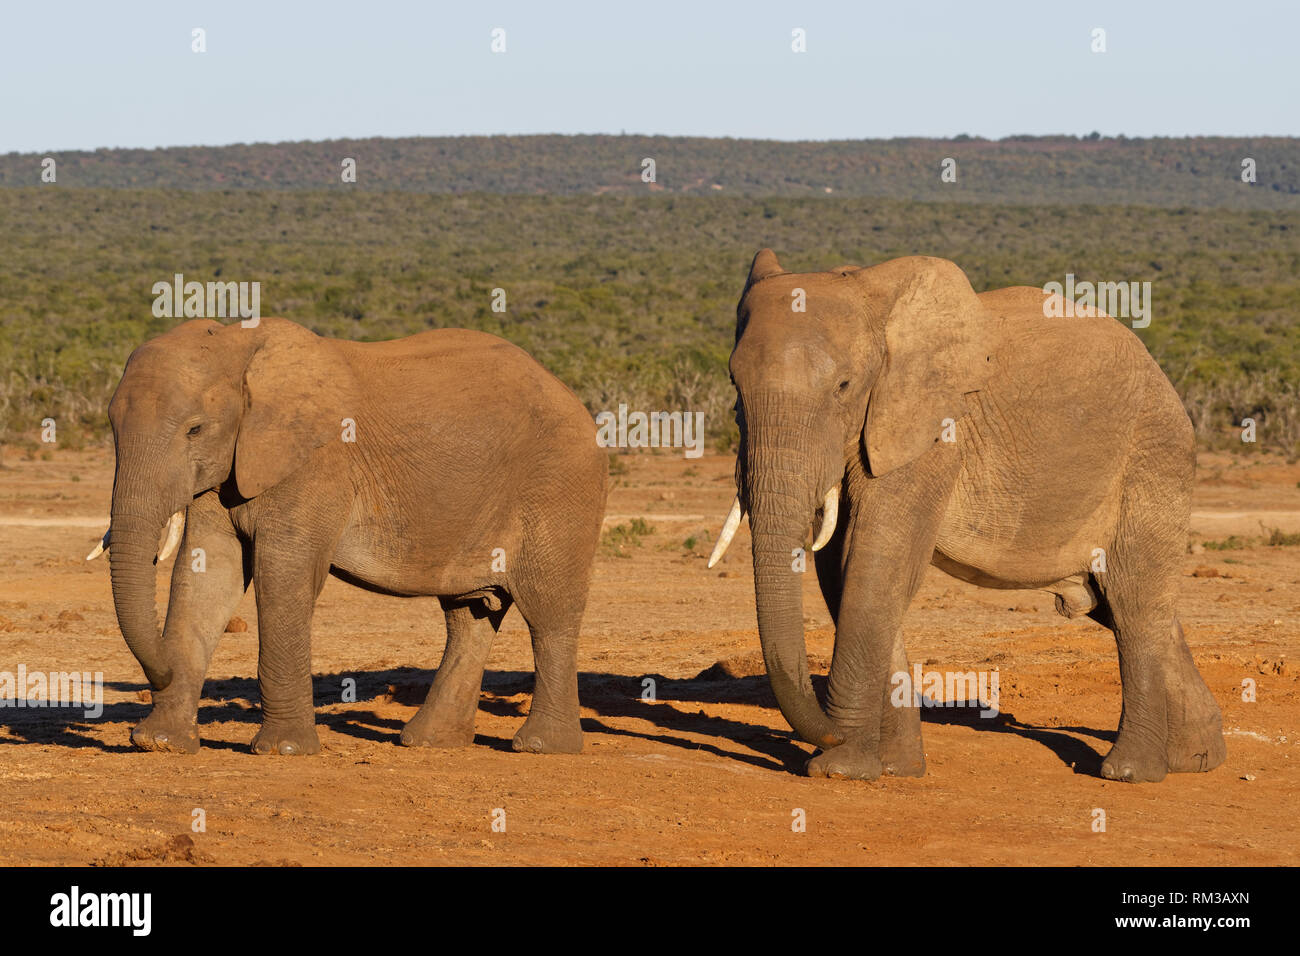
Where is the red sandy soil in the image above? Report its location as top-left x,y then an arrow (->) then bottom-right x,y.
0,447 -> 1296,866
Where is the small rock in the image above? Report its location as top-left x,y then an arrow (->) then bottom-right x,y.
1242,774 -> 1256,781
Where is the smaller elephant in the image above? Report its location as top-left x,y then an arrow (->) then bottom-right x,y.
92,318 -> 607,755
708,249 -> 1226,783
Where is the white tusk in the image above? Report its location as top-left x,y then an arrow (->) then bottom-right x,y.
156,511 -> 185,563
811,485 -> 840,552
707,495 -> 744,569
86,529 -> 110,561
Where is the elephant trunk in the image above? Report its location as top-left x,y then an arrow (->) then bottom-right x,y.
745,432 -> 845,750
108,478 -> 174,690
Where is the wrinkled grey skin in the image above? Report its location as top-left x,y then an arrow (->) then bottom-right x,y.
715,250 -> 1225,783
105,318 -> 606,755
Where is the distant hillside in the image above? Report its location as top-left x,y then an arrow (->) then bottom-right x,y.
2,134 -> 1297,209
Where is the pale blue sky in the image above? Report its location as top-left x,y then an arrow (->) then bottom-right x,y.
1,0 -> 1295,153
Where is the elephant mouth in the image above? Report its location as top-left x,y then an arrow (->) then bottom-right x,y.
707,484 -> 839,567
87,510 -> 186,565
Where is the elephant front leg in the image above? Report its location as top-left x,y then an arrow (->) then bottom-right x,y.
806,612 -> 920,781
805,457 -> 953,780
132,495 -> 248,754
879,629 -> 926,776
248,524 -> 336,756
401,601 -> 498,748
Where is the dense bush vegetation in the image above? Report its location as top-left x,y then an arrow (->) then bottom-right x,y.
3,134 -> 1298,209
2,185 -> 1296,454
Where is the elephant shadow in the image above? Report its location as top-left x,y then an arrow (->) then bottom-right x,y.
912,699 -> 1116,777
570,671 -> 1115,777
0,667 -> 1116,776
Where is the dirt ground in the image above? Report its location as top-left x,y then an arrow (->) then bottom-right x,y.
0,446 -> 1296,866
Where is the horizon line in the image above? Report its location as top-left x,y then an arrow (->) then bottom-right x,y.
7,130 -> 1298,157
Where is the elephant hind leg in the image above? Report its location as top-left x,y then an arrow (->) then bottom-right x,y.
1163,616 -> 1227,773
1098,604 -> 1225,782
1092,488 -> 1225,782
506,506 -> 598,755
510,608 -> 584,754
503,585 -> 586,755
401,597 -> 507,749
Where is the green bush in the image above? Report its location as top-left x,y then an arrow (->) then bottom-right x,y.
2,188 -> 1296,454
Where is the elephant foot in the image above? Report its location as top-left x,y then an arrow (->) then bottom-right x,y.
251,720 -> 320,756
1104,724 -> 1226,783
1100,741 -> 1168,783
512,714 -> 583,754
806,742 -> 883,781
399,717 -> 476,749
1104,666 -> 1226,781
882,748 -> 927,777
131,710 -> 200,754
880,723 -> 927,777
1167,687 -> 1227,775
1167,725 -> 1227,775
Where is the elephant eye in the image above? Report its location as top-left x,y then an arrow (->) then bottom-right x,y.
838,380 -> 850,392
187,424 -> 202,437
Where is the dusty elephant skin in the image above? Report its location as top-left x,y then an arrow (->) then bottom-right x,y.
97,318 -> 607,756
708,249 -> 1227,784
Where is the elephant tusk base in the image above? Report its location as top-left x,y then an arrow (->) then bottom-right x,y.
86,529 -> 110,561
156,511 -> 186,563
810,485 -> 840,552
707,495 -> 744,569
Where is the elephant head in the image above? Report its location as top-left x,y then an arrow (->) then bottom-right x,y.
95,318 -> 356,689
708,250 -> 994,747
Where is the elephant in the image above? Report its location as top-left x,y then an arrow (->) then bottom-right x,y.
90,317 -> 607,756
707,249 -> 1226,783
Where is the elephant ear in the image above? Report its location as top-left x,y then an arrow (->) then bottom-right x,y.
234,321 -> 357,499
860,257 -> 994,477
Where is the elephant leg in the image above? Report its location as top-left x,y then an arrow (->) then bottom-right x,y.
133,493 -> 249,754
507,505 -> 599,755
806,453 -> 958,780
510,593 -> 586,755
1094,493 -> 1225,782
400,599 -> 506,748
247,510 -> 344,756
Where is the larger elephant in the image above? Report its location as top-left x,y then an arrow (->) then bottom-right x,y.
708,249 -> 1225,783
92,317 -> 607,756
